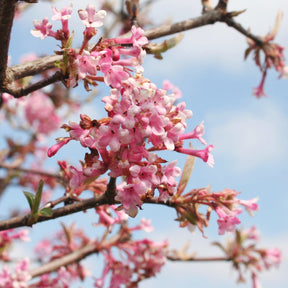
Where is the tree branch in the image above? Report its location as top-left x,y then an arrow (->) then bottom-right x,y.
0,8 -> 265,96
29,242 -> 99,278
0,193 -> 181,231
6,55 -> 61,81
167,255 -> 230,262
0,0 -> 18,88
29,228 -> 124,278
0,194 -> 110,231
0,163 -> 63,181
144,9 -> 224,40
4,71 -> 64,98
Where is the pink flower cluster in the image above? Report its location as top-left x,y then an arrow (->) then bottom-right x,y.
31,4 -> 148,90
71,24 -> 148,89
217,226 -> 282,287
0,258 -> 31,288
94,238 -> 168,287
174,187 -> 258,236
49,75 -> 214,216
245,11 -> 286,98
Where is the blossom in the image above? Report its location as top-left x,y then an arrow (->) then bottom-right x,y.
74,51 -> 98,79
24,91 -> 61,134
52,4 -> 73,35
261,248 -> 282,269
47,137 -> 71,157
179,121 -> 207,145
78,5 -> 106,28
115,181 -> 147,217
253,72 -> 268,99
175,145 -> 214,167
215,206 -> 242,235
31,17 -> 57,39
0,258 -> 31,288
238,198 -> 258,215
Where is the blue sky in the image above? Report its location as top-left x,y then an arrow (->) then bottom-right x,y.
2,0 -> 288,287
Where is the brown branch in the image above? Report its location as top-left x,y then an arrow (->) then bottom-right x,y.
29,228 -> 124,278
0,0 -> 18,87
0,193 -> 179,231
0,163 -> 63,181
223,17 -> 263,46
105,177 -> 116,204
167,255 -> 231,262
143,9 -> 225,40
216,0 -> 228,12
6,55 -> 61,81
30,242 -> 99,278
4,71 -> 64,98
0,194 -> 111,231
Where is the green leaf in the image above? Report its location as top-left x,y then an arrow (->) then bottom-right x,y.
23,191 -> 35,210
38,207 -> 52,217
32,180 -> 44,216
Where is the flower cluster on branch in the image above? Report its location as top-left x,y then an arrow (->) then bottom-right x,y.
0,1 -> 284,287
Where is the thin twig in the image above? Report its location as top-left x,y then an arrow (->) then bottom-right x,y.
167,255 -> 231,262
0,164 -> 63,180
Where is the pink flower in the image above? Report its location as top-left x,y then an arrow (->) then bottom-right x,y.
262,248 -> 282,269
242,226 -> 260,241
253,72 -> 268,98
115,181 -> 147,217
179,121 -> 207,145
78,5 -> 106,28
103,65 -> 130,89
238,198 -> 258,215
52,4 -> 73,35
215,206 -> 242,235
24,91 -> 61,134
74,51 -> 98,79
47,137 -> 71,157
0,258 -> 31,287
175,145 -> 214,167
31,17 -> 57,39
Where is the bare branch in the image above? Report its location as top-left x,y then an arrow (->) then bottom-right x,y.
143,10 -> 225,40
167,255 -> 230,262
7,55 -> 61,81
0,163 -> 63,181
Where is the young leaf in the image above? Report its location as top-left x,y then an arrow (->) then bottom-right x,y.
38,207 -> 53,217
23,191 -> 35,211
32,179 -> 44,216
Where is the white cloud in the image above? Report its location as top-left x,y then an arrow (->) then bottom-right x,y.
206,100 -> 288,172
